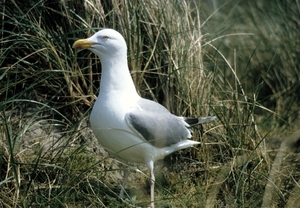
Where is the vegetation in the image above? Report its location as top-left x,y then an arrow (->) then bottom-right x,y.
0,0 -> 299,207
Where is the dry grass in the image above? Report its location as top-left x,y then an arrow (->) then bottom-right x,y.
1,0 -> 299,207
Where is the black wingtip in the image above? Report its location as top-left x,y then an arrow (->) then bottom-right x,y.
185,116 -> 216,126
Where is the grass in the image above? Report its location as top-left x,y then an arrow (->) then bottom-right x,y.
1,0 -> 299,207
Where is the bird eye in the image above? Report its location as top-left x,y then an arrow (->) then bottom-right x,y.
102,36 -> 109,40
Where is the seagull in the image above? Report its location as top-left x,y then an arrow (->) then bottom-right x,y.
73,28 -> 216,207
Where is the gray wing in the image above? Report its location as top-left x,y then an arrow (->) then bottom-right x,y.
125,98 -> 192,148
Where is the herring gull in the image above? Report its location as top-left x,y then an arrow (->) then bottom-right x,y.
73,28 -> 216,208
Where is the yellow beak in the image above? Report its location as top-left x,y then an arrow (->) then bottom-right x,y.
73,39 -> 94,49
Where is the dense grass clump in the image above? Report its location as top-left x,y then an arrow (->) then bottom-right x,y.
1,0 -> 299,207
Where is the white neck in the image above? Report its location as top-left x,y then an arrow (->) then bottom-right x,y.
97,54 -> 138,98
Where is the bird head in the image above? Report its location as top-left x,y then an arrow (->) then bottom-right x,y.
73,29 -> 127,59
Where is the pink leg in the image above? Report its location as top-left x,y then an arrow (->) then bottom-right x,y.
146,160 -> 155,208
119,169 -> 129,199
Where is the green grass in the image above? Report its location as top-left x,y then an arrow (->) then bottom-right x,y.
1,0 -> 299,207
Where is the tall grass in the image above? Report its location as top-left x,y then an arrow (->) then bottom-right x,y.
1,0 -> 299,207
